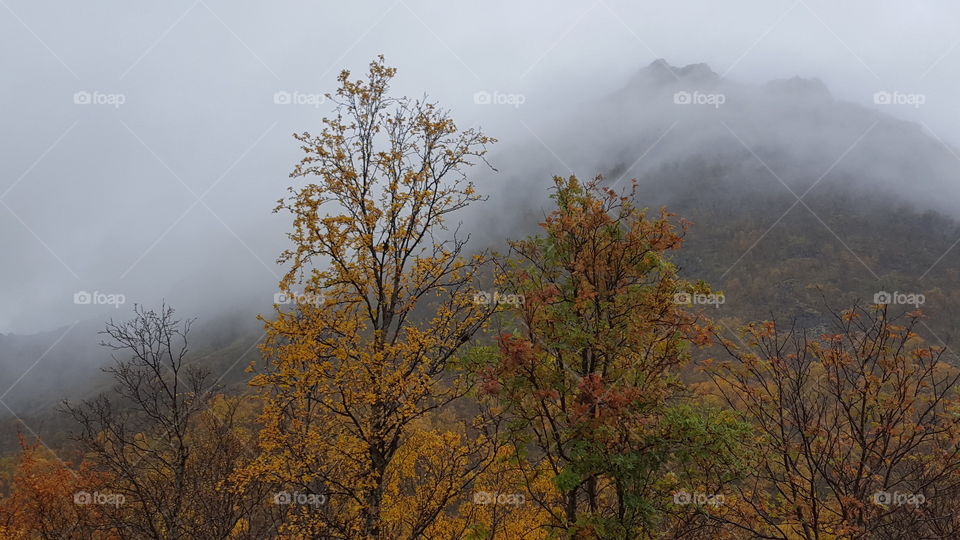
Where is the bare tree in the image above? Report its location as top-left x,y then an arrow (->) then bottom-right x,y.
708,304 -> 960,538
62,304 -> 276,539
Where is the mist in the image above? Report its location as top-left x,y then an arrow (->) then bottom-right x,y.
3,1 -> 960,335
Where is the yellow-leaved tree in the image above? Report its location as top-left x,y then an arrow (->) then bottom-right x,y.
239,56 -> 499,538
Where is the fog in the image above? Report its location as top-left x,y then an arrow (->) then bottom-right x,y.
2,1 -> 960,335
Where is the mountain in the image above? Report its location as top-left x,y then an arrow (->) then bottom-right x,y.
472,59 -> 960,341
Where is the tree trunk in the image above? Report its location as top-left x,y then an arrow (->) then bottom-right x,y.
565,486 -> 578,528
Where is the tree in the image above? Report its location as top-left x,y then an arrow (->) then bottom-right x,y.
62,305 -> 273,539
244,55 -> 497,538
708,304 -> 960,538
0,435 -> 112,539
477,176 -> 746,537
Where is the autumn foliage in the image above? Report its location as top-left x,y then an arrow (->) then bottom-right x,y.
2,57 -> 960,539
240,55 -> 499,538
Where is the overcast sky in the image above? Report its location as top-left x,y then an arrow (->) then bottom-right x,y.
2,1 -> 959,334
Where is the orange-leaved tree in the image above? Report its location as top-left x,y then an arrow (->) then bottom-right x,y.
0,435 -> 113,539
241,56 -> 499,538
